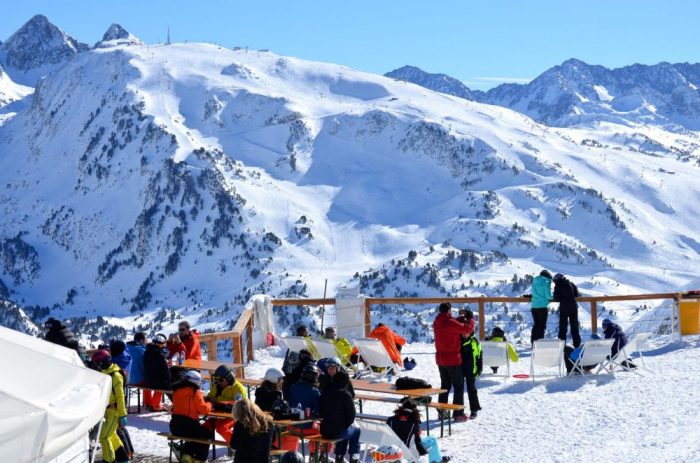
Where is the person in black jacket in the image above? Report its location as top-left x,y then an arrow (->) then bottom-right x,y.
282,349 -> 315,401
255,368 -> 285,412
602,319 -> 636,368
143,334 -> 172,411
318,370 -> 361,463
552,273 -> 582,348
43,318 -> 81,352
318,357 -> 355,398
230,398 -> 275,463
386,398 -> 428,457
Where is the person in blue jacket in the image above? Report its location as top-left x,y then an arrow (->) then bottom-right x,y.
289,364 -> 321,436
125,333 -> 147,385
602,319 -> 634,368
530,270 -> 553,345
110,339 -> 133,381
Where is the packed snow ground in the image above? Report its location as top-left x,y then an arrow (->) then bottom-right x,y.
123,335 -> 700,463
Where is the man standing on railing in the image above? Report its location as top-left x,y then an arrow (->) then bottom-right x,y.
167,320 -> 202,361
433,302 -> 474,423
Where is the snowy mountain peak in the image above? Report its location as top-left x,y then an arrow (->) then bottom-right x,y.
0,14 -> 88,85
95,23 -> 143,48
385,65 -> 478,100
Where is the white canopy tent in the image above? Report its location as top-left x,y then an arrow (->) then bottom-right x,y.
0,325 -> 111,463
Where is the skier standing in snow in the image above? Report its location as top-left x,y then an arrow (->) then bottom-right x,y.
530,270 -> 553,345
457,309 -> 482,419
433,302 -> 473,423
552,273 -> 582,348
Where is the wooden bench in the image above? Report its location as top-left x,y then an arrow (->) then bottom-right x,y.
126,386 -> 173,414
303,435 -> 345,463
356,412 -> 389,422
158,432 -> 286,462
428,402 -> 466,437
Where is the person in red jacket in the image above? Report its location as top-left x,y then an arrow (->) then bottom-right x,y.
432,302 -> 473,422
167,321 -> 202,361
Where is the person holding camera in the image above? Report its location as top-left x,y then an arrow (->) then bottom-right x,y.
167,321 -> 202,361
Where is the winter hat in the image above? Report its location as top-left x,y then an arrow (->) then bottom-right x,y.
540,270 -> 553,279
44,318 -> 60,329
153,333 -> 167,344
184,370 -> 202,386
602,319 -> 612,328
91,349 -> 112,370
491,327 -> 505,338
110,339 -> 126,356
553,273 -> 565,282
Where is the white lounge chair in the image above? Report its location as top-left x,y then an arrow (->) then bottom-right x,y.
481,341 -> 511,382
356,419 -> 420,463
281,336 -> 321,359
606,332 -> 652,374
530,339 -> 564,381
313,338 -> 348,363
354,338 -> 400,379
568,339 -> 614,376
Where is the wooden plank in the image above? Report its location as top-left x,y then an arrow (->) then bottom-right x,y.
272,298 -> 335,306
181,359 -> 244,372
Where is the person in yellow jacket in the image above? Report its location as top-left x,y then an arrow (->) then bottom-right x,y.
91,349 -> 128,463
204,365 -> 247,442
485,327 -> 520,373
323,327 -> 353,365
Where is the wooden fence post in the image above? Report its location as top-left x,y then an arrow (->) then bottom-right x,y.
478,299 -> 485,340
246,316 -> 254,363
590,300 -> 598,333
364,298 -> 372,337
208,337 -> 218,362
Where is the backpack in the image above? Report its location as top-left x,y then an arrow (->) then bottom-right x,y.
271,398 -> 297,420
395,376 -> 431,390
282,350 -> 302,375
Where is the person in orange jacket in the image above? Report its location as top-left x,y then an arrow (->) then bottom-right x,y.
369,323 -> 406,367
167,321 -> 202,361
170,370 -> 212,463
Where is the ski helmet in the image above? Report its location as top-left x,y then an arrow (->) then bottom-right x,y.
184,370 -> 202,386
264,368 -> 285,383
153,334 -> 167,344
301,364 -> 320,384
91,349 -> 112,370
213,365 -> 235,384
373,444 -> 403,461
553,273 -> 565,282
403,357 -> 417,370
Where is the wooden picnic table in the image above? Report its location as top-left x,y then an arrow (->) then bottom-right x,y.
181,359 -> 245,374
350,378 -> 445,398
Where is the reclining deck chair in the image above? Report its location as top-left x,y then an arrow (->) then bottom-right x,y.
353,338 -> 401,379
480,341 -> 511,382
568,339 -> 614,376
281,336 -> 321,360
356,419 -> 420,463
530,339 -> 564,381
314,338 -> 351,365
605,332 -> 652,374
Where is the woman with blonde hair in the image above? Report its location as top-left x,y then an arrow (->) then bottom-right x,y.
230,398 -> 275,463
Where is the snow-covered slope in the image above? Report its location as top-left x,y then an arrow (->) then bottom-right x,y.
1,17 -> 699,340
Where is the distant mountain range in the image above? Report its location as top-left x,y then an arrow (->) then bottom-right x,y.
386,59 -> 700,130
1,15 -> 698,343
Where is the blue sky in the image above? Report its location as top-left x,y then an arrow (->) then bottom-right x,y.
1,0 -> 699,90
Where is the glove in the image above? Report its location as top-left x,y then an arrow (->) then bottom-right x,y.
119,416 -> 127,427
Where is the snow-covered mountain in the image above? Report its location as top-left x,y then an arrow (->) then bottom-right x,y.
385,65 -> 481,101
0,14 -> 88,86
387,60 -> 700,131
0,17 -> 698,341
484,58 -> 700,130
95,23 -> 143,49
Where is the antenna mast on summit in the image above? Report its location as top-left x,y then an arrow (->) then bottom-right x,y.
166,26 -> 171,45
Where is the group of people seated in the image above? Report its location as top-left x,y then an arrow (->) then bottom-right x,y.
40,309 -> 637,463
